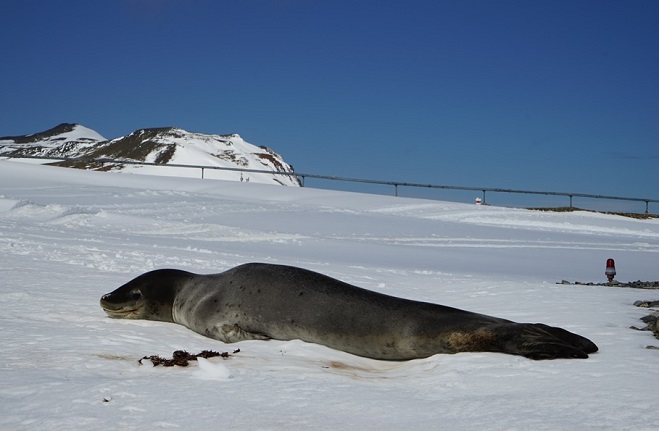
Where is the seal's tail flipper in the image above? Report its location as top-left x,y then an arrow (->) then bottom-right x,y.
503,323 -> 598,360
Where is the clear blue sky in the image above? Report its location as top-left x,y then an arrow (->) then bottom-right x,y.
2,0 -> 658,208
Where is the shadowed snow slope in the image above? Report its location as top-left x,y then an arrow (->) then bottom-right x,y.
1,161 -> 658,430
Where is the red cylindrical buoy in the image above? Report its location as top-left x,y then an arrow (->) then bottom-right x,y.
605,258 -> 616,283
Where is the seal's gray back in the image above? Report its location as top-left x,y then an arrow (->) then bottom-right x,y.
175,263 -> 489,359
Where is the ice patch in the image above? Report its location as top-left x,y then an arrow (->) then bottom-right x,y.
192,357 -> 232,380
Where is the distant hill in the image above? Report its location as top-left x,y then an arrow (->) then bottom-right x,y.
0,123 -> 300,186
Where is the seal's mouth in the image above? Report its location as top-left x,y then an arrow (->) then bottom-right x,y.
100,298 -> 144,318
102,307 -> 141,318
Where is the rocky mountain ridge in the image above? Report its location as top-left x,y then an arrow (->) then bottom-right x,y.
0,123 -> 300,186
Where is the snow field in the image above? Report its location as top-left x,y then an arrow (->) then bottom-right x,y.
1,160 -> 658,430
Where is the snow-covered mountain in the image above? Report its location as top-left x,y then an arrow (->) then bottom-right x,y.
0,123 -> 300,186
0,123 -> 106,157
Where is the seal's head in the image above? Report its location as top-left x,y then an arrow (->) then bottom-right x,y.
100,269 -> 192,322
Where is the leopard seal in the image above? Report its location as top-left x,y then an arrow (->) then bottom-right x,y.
100,263 -> 598,360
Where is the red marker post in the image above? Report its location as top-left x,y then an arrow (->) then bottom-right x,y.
605,258 -> 616,283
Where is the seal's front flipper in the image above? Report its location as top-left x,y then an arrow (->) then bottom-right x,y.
217,323 -> 271,343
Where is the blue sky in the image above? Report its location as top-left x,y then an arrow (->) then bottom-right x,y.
2,0 -> 657,209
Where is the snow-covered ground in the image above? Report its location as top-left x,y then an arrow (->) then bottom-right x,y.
1,160 -> 658,431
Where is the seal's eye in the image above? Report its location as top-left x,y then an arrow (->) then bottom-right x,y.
130,290 -> 142,301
